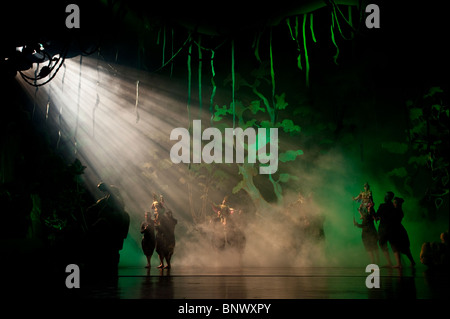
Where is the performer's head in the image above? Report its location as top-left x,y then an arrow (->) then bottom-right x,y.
222,196 -> 228,205
384,191 -> 394,203
393,197 -> 404,208
97,182 -> 109,194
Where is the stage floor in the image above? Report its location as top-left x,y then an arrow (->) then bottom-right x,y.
76,265 -> 448,299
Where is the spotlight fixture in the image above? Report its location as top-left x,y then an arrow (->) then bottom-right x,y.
38,66 -> 51,78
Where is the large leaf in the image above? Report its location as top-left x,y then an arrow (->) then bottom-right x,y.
279,149 -> 304,162
381,142 -> 408,154
278,119 -> 301,133
249,100 -> 265,114
275,93 -> 288,110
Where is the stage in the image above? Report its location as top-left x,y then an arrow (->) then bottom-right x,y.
73,265 -> 447,299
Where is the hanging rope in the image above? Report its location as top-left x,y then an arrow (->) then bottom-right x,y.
93,51 -> 100,138
162,25 -> 166,67
252,31 -> 263,63
310,13 -> 317,43
74,55 -> 83,155
286,17 -> 303,71
192,38 -> 225,127
187,41 -> 192,130
302,14 -> 310,88
170,27 -> 174,78
32,64 -> 39,120
231,39 -> 236,129
329,1 -> 357,41
198,35 -> 203,118
135,80 -> 140,124
269,28 -> 276,118
154,33 -> 192,73
210,49 -> 216,126
330,10 -> 340,65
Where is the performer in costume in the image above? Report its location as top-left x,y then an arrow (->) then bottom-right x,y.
353,182 -> 374,219
140,211 -> 155,268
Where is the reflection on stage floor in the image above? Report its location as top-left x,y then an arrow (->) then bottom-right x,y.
74,265 -> 448,299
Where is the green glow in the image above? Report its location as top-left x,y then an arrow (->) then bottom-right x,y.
231,39 -> 236,129
269,28 -> 276,116
302,14 -> 310,87
310,13 -> 317,43
210,49 -> 216,126
330,11 -> 339,65
198,35 -> 202,117
187,41 -> 192,130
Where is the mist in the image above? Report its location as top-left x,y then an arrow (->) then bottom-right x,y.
17,55 -> 448,270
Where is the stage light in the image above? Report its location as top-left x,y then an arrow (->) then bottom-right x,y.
38,65 -> 51,78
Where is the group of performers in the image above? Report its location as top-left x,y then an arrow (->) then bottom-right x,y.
140,194 -> 178,269
353,182 -> 416,268
139,182 -> 421,269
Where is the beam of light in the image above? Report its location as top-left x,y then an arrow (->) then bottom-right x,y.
16,55 -> 210,266
15,52 -> 438,270
14,56 -> 383,268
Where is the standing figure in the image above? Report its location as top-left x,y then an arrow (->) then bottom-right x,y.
354,204 -> 380,264
140,212 -> 155,268
212,196 -> 232,225
375,191 -> 396,267
86,182 -> 130,275
353,182 -> 374,219
155,210 -> 178,269
151,193 -> 165,216
390,197 -> 416,268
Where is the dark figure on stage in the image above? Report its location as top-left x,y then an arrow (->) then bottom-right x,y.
354,204 -> 379,264
86,182 -> 130,275
155,209 -> 177,269
141,211 -> 155,268
420,231 -> 449,269
375,191 -> 396,267
390,197 -> 415,267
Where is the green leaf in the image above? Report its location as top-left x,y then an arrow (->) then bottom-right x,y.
213,104 -> 231,121
381,142 -> 408,154
249,100 -> 265,114
408,155 -> 429,166
243,119 -> 257,129
387,167 -> 408,178
232,180 -> 245,194
424,86 -> 443,98
278,119 -> 301,133
260,120 -> 272,128
278,149 -> 304,162
275,93 -> 289,110
409,108 -> 423,121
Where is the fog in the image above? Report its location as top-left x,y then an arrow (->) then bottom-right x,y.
18,55 -> 447,270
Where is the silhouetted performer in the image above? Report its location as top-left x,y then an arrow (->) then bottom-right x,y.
86,182 -> 130,275
420,231 -> 449,269
390,197 -> 415,267
155,210 -> 177,269
354,205 -> 379,264
141,211 -> 155,268
375,191 -> 396,267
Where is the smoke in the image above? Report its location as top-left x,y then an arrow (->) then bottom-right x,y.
17,55 -> 447,271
